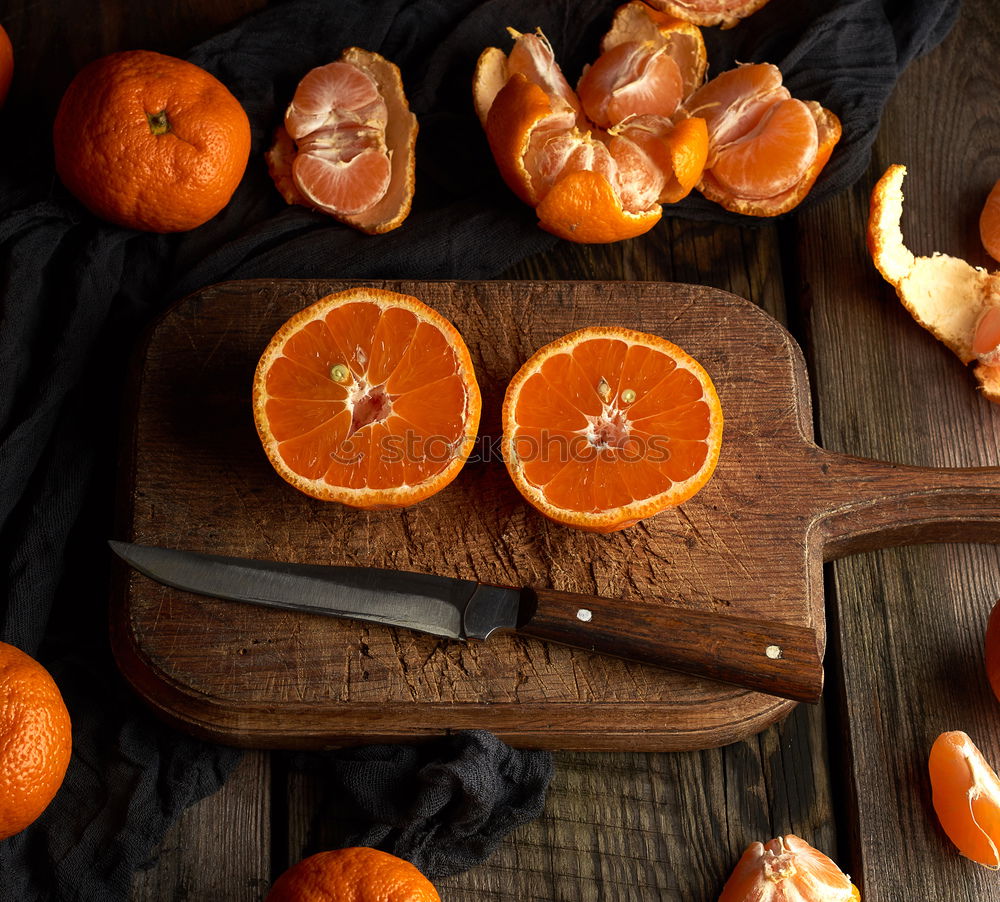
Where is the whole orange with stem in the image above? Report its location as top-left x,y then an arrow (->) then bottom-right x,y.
265,847 -> 441,902
53,50 -> 250,232
0,641 -> 73,841
0,23 -> 13,108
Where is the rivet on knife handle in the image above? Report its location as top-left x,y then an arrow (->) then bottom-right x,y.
514,587 -> 824,704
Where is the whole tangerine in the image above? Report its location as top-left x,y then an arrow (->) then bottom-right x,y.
0,23 -> 12,107
53,50 -> 250,232
265,847 -> 441,902
0,641 -> 73,841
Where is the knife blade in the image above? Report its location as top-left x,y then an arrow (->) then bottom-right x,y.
109,540 -> 823,703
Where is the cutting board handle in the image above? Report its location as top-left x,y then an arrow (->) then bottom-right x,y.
812,446 -> 1000,558
517,588 -> 824,703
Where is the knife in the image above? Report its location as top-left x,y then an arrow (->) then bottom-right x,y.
108,540 -> 823,703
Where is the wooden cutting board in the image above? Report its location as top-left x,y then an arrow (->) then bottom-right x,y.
111,279 -> 1000,752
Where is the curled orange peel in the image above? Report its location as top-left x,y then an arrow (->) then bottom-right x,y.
868,164 -> 1000,402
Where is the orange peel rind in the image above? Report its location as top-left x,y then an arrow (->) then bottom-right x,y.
535,169 -> 662,243
868,164 -> 1000,402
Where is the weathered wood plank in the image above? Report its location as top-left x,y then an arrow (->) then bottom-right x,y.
796,0 -> 1000,897
131,750 -> 271,901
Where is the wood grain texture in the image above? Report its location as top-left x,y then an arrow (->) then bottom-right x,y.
130,751 -> 272,901
797,0 -> 1000,897
113,278 -> 826,751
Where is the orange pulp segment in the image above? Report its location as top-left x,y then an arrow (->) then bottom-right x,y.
502,326 -> 723,532
929,730 -> 1000,869
718,834 -> 860,901
577,40 -> 685,128
681,63 -> 840,216
253,288 -> 481,509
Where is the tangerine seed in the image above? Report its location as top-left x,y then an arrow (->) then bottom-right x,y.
330,364 -> 350,383
621,388 -> 636,403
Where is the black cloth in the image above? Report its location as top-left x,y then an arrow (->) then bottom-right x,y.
287,730 -> 554,878
0,0 -> 957,899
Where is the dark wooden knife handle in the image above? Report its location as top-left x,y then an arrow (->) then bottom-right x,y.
517,588 -> 823,703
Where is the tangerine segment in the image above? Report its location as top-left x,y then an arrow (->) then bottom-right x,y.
577,40 -> 685,128
867,164 -> 1000,401
711,99 -> 818,199
718,834 -> 859,901
929,731 -> 1000,869
473,27 -> 582,127
253,288 -> 481,509
980,179 -> 1000,265
611,115 -> 708,203
681,62 -> 840,216
599,1 -> 707,98
502,326 -> 722,532
698,99 -> 840,217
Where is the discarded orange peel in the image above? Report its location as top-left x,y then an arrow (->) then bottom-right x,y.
868,164 -> 1000,402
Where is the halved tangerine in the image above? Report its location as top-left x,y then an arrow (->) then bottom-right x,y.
266,48 -> 417,234
980,179 -> 1000,265
252,289 -> 481,509
681,63 -> 840,216
501,326 -> 723,532
718,834 -> 860,901
929,730 -> 1000,869
645,0 -> 774,29
867,164 -> 1000,402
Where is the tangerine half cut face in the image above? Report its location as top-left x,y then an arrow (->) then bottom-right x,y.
501,326 -> 723,532
253,289 -> 481,509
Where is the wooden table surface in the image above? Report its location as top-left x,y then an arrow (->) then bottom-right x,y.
7,1 -> 1000,899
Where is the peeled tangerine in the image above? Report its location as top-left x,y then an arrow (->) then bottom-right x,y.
266,48 -> 417,234
679,62 -> 841,217
473,1 -> 709,243
929,731 -> 1000,868
868,164 -> 1000,402
645,0 -> 773,29
718,834 -> 859,901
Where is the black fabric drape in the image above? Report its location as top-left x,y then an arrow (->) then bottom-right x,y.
0,0 -> 958,898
